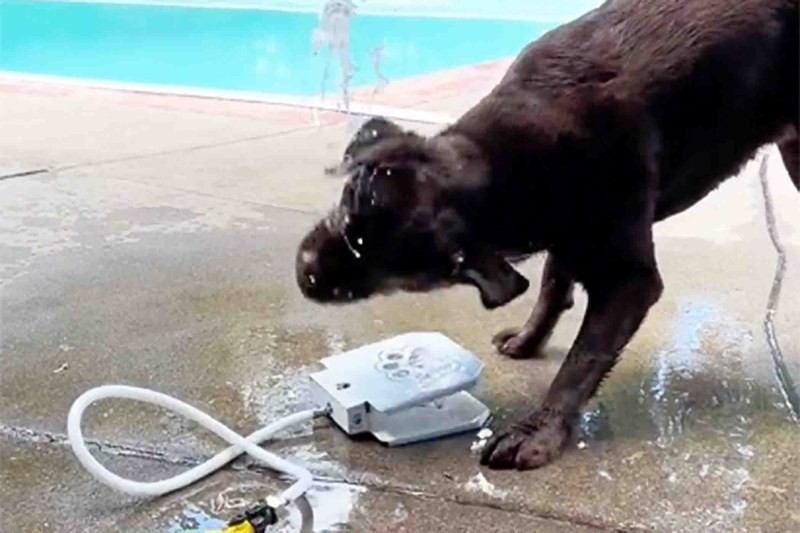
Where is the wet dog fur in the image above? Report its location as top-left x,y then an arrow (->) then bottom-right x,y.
296,0 -> 799,470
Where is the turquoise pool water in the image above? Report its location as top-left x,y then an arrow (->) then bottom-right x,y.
0,1 -> 554,96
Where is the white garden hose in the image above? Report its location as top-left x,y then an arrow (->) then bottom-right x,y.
67,384 -> 326,508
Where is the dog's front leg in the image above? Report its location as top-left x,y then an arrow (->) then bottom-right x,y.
481,262 -> 663,470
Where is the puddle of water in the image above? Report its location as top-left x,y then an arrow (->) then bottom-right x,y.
163,467 -> 365,532
578,401 -> 613,442
635,301 -> 771,447
281,443 -> 349,479
646,457 -> 755,531
239,367 -> 318,440
167,504 -> 226,532
284,482 -> 367,533
230,325 -> 345,431
642,302 -> 716,447
615,300 -> 792,531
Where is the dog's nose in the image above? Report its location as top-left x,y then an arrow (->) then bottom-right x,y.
296,248 -> 327,300
296,247 -> 366,303
295,218 -> 367,303
296,237 -> 341,302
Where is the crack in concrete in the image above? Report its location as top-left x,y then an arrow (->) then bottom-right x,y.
0,165 -> 321,217
758,154 -> 800,422
0,423 -> 202,467
0,168 -> 49,181
341,480 -> 614,531
1,423 -> 617,531
84,173 -> 321,216
30,123 -> 345,217
53,123 -> 336,174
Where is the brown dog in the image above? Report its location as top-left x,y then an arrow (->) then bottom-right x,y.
296,0 -> 799,470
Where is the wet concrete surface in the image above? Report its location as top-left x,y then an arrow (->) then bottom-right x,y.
1,81 -> 799,532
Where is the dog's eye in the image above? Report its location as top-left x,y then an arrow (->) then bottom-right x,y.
374,164 -> 400,179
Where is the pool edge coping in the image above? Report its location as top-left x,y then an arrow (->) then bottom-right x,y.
0,71 -> 455,126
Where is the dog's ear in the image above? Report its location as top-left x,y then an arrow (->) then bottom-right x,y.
343,117 -> 407,163
326,117 -> 415,177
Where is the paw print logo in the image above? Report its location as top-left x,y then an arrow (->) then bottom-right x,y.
375,349 -> 413,382
376,346 -> 459,387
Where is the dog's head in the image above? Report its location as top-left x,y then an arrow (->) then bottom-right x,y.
297,118 -> 529,308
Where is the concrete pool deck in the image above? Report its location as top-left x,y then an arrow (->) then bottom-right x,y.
1,66 -> 799,532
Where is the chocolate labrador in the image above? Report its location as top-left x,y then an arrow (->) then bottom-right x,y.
296,0 -> 799,470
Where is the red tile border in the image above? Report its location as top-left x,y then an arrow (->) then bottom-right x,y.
0,58 -> 512,122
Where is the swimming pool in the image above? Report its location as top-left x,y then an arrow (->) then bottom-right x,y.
0,1 -> 555,97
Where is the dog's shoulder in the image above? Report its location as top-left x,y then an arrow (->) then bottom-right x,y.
501,0 -> 794,96
456,0 -> 796,152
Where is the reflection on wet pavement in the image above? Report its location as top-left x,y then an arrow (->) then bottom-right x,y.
162,474 -> 365,532
590,296 -> 797,531
643,301 -> 752,447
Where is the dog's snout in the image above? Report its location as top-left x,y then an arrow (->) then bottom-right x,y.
297,248 -> 322,297
296,237 -> 336,301
295,218 -> 371,303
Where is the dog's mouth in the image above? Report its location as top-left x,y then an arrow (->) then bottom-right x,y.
376,251 -> 530,309
297,213 -> 530,309
376,276 -> 454,296
310,268 -> 526,310
455,261 -> 530,309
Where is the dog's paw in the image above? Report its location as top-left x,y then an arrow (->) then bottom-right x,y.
479,411 -> 571,470
491,328 -> 544,359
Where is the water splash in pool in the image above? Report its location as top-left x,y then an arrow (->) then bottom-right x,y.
313,1 -> 357,109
